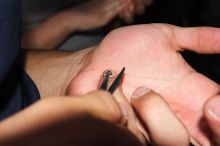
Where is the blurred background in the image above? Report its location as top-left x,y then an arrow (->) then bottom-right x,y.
21,0 -> 220,82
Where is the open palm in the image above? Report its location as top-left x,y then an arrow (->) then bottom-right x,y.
68,24 -> 220,145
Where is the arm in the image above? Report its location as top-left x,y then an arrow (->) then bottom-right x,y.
24,47 -> 94,97
67,24 -> 220,145
22,0 -> 126,50
0,91 -> 139,146
21,12 -> 75,50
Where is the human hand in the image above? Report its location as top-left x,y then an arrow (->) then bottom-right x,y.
204,93 -> 220,146
68,24 -> 220,145
119,0 -> 154,23
63,0 -> 126,31
96,73 -> 190,145
131,87 -> 190,146
0,90 -> 144,146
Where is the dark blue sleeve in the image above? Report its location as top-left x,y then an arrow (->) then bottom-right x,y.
0,0 -> 40,120
0,0 -> 21,84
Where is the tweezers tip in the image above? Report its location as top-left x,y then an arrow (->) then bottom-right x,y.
120,67 -> 125,74
108,67 -> 125,93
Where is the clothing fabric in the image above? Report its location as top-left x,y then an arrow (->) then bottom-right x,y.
0,0 -> 39,120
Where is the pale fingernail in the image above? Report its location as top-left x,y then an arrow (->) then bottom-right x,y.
131,86 -> 151,100
208,97 -> 220,122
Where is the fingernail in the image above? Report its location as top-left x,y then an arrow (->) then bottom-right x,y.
131,86 -> 151,100
208,97 -> 220,122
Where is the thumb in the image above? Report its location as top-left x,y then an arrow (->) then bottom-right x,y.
204,95 -> 220,145
67,70 -> 100,95
131,87 -> 190,146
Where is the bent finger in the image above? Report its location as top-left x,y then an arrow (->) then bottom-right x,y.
134,0 -> 146,14
131,87 -> 190,146
204,95 -> 220,145
100,70 -> 146,143
104,1 -> 127,19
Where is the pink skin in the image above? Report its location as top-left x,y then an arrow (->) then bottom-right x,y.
68,24 -> 220,145
119,0 -> 153,23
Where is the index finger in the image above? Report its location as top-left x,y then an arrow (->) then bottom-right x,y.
131,87 -> 190,146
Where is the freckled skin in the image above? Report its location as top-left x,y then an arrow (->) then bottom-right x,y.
68,24 -> 220,145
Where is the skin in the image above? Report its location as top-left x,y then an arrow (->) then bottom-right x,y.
204,94 -> 220,146
131,88 -> 190,146
120,0 -> 154,23
66,24 -> 220,145
21,0 -> 150,50
24,49 -> 190,145
23,23 -> 220,145
24,48 -> 94,97
0,90 -> 143,146
22,0 -> 127,50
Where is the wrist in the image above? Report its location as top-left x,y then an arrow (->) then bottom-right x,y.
24,47 -> 94,98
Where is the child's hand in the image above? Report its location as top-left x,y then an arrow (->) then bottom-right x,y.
64,0 -> 126,31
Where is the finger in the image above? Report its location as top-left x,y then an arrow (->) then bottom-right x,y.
85,90 -> 124,124
119,10 -> 127,21
174,26 -> 220,54
119,0 -> 134,23
122,6 -> 134,24
100,70 -> 147,144
134,0 -> 146,15
145,0 -> 154,6
204,95 -> 220,145
67,70 -> 100,96
119,0 -> 130,17
105,1 -> 127,18
98,71 -> 128,125
131,87 -> 190,146
105,0 -> 127,11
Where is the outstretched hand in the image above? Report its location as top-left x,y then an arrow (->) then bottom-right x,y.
68,24 -> 220,145
65,0 -> 126,31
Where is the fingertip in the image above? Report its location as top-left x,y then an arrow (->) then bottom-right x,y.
204,95 -> 220,145
204,95 -> 220,123
131,87 -> 190,146
67,71 -> 99,95
131,87 -> 151,100
130,86 -> 154,108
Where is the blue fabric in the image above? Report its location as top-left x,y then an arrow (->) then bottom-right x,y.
0,0 -> 40,120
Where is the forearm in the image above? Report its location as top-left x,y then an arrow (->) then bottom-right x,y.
24,47 -> 94,97
0,90 -> 130,146
0,96 -> 115,146
22,12 -> 79,50
0,97 -> 88,145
